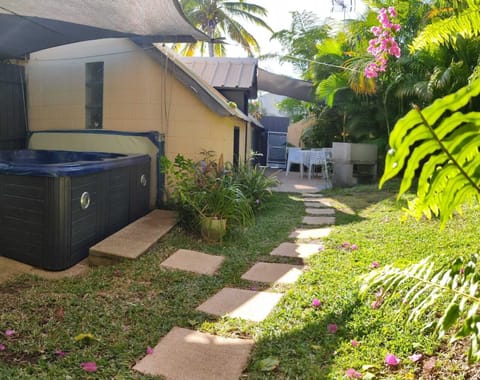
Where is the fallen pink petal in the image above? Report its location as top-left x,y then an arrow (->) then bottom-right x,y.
341,242 -> 351,248
345,368 -> 362,378
55,350 -> 66,357
351,339 -> 360,347
350,244 -> 358,250
328,323 -> 338,333
385,353 -> 400,366
0,344 -> 5,351
146,346 -> 154,354
81,362 -> 98,372
5,329 -> 15,337
311,298 -> 321,308
371,261 -> 379,268
409,353 -> 423,362
371,300 -> 381,309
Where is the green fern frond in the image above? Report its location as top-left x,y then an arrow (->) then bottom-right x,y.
381,79 -> 480,226
410,7 -> 480,52
361,254 -> 480,362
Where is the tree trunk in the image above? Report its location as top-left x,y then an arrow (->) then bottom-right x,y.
208,41 -> 214,57
207,22 -> 216,57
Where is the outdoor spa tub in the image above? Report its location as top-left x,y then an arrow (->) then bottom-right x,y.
0,149 -> 151,270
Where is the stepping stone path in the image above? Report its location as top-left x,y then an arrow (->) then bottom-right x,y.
241,262 -> 304,284
196,287 -> 284,322
302,193 -> 324,198
302,216 -> 336,226
305,207 -> 335,215
160,249 -> 224,275
270,242 -> 323,260
304,201 -> 331,208
133,327 -> 253,380
289,227 -> 332,240
136,192 -> 336,379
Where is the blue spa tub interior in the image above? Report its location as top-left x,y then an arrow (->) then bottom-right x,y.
0,149 -> 151,270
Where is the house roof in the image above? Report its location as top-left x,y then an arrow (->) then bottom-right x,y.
0,0 -> 208,59
139,43 -> 260,126
179,57 -> 258,98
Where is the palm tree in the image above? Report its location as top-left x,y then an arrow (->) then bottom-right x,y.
178,0 -> 272,57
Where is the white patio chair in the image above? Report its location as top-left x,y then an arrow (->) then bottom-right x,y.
308,148 -> 329,180
286,147 -> 306,177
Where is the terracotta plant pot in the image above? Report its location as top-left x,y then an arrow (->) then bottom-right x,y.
200,216 -> 227,242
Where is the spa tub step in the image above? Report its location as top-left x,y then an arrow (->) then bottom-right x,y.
89,209 -> 177,266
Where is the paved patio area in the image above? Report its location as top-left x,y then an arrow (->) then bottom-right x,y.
267,169 -> 330,193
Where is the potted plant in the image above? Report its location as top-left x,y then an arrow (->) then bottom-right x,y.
161,152 -> 254,241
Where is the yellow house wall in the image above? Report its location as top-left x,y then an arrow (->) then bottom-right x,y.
27,38 -> 247,164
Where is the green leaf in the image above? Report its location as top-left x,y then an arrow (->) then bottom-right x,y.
439,303 -> 460,335
258,357 -> 280,372
74,333 -> 96,344
381,78 -> 480,226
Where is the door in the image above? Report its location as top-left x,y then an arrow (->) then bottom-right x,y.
233,126 -> 240,167
266,131 -> 287,168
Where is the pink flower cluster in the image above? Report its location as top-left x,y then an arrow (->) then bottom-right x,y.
371,288 -> 384,309
365,7 -> 401,78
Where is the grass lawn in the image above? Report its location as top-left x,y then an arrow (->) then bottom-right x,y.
1,186 -> 479,379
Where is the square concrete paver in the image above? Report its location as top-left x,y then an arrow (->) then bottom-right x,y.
160,249 -> 225,275
241,262 -> 304,284
303,216 -> 335,226
133,327 -> 253,380
196,287 -> 284,322
270,242 -> 323,259
304,201 -> 331,208
305,208 -> 335,215
303,193 -> 324,198
303,197 -> 327,202
289,227 -> 332,240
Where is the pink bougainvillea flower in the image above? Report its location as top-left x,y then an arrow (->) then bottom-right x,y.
345,368 -> 363,378
146,346 -> 154,355
311,298 -> 321,308
55,350 -> 66,357
365,7 -> 401,78
385,353 -> 400,366
0,344 -> 5,351
351,339 -> 360,347
371,261 -> 379,268
328,323 -> 338,333
5,329 -> 15,337
81,362 -> 98,372
409,353 -> 423,362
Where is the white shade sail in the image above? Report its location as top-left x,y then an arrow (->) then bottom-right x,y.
0,0 -> 208,59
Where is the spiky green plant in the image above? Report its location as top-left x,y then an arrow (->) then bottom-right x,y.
364,78 -> 480,362
361,254 -> 480,362
380,78 -> 480,226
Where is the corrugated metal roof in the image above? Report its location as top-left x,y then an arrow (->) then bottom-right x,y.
180,57 -> 257,91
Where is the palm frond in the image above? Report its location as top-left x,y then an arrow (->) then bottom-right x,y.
316,73 -> 349,107
410,6 -> 480,52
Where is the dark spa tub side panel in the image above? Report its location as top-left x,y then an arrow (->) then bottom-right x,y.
0,158 -> 151,270
0,175 -> 48,268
